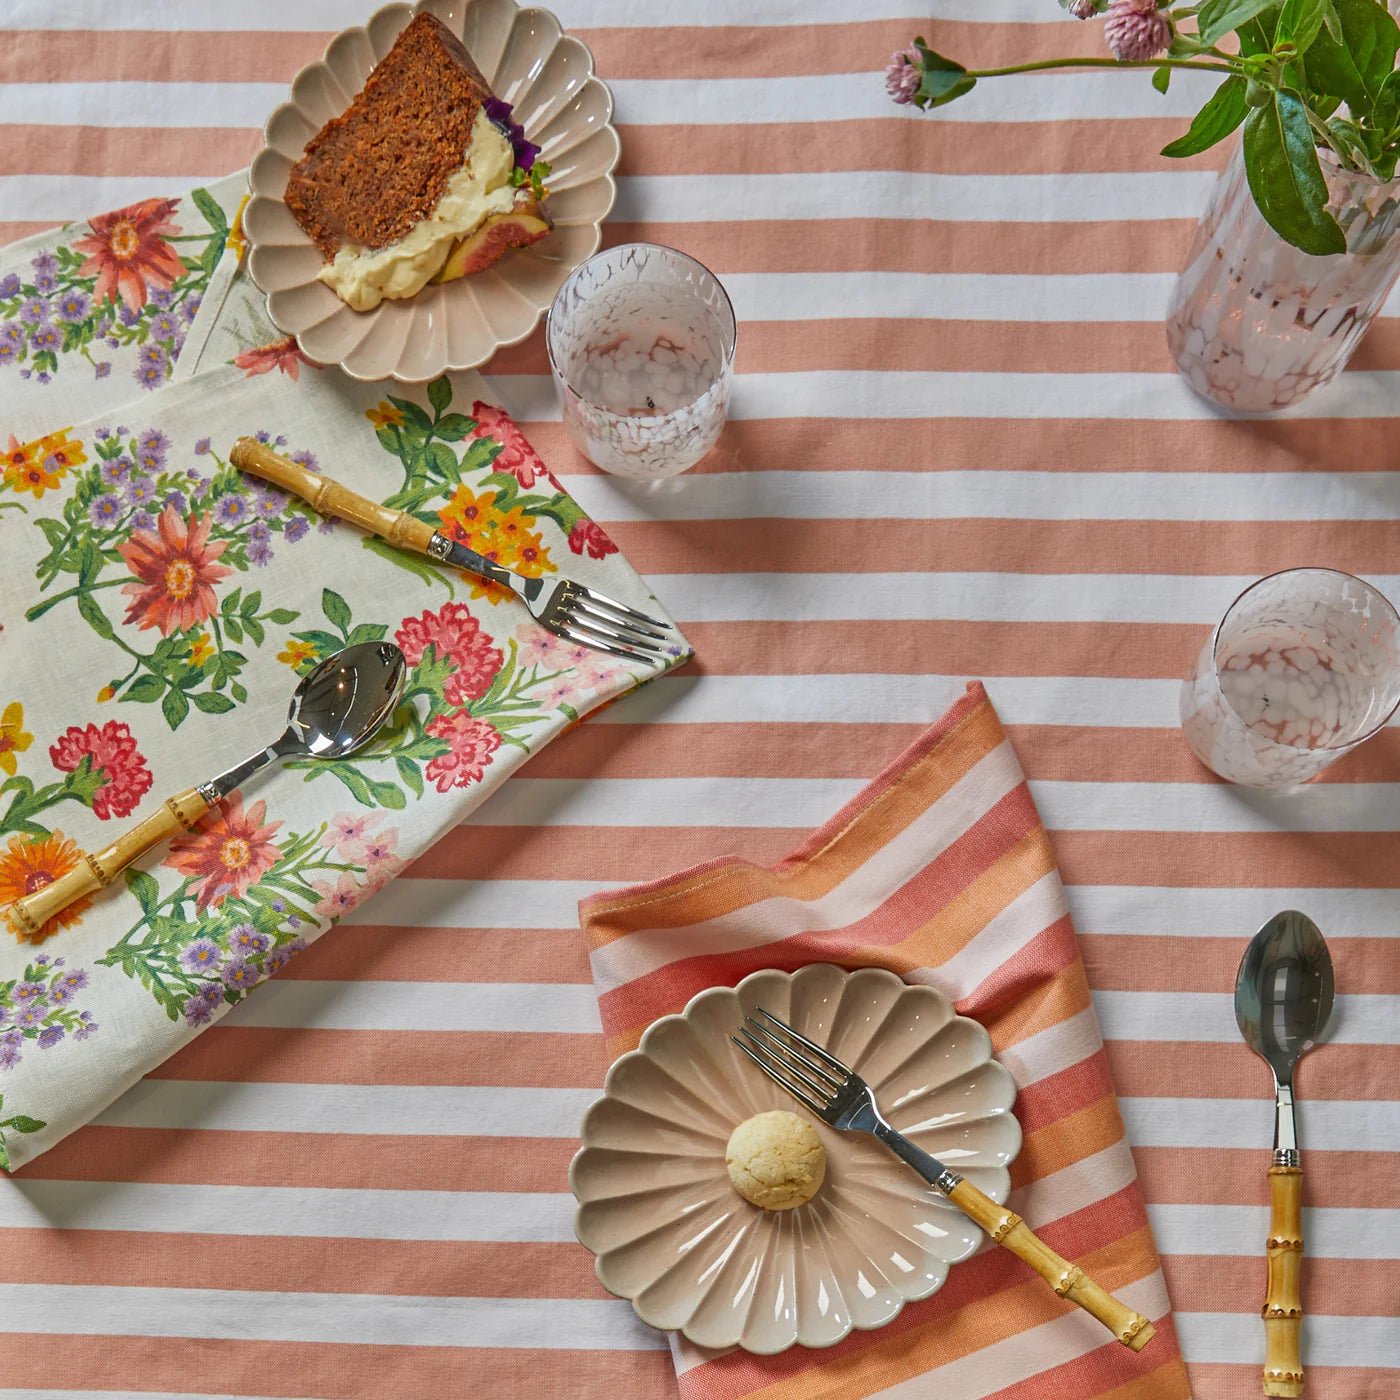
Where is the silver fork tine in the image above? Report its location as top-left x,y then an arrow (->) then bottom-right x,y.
754,1007 -> 852,1078
569,597 -> 670,642
732,1033 -> 832,1117
743,1017 -> 845,1092
553,624 -> 654,661
736,1025 -> 838,1103
560,614 -> 665,660
577,589 -> 669,632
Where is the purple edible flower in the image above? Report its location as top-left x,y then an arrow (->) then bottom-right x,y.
0,273 -> 20,298
56,290 -> 90,322
483,96 -> 539,170
90,494 -> 122,526
37,1025 -> 65,1050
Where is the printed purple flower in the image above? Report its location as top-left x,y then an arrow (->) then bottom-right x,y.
254,429 -> 273,444
183,292 -> 202,321
249,519 -> 270,544
14,1004 -> 44,1029
150,311 -> 180,340
182,985 -> 223,1027
56,968 -> 86,992
215,494 -> 249,526
105,335 -> 122,349
136,428 -> 169,467
89,494 -> 123,526
19,368 -> 31,380
19,297 -> 46,324
284,515 -> 309,544
13,981 -> 45,1003
33,269 -> 56,295
125,477 -> 157,508
1103,0 -> 1171,60
138,342 -> 166,369
101,456 -> 131,485
37,1025 -> 65,1050
118,304 -> 141,326
0,273 -> 20,298
2,322 -> 23,349
256,488 -> 287,518
47,982 -> 74,1006
247,537 -> 273,567
135,360 -> 165,389
56,290 -> 90,322
194,438 -> 211,456
318,518 -> 336,535
229,924 -> 271,955
131,510 -> 156,532
29,324 -> 59,352
75,1012 -> 98,1041
180,939 -> 221,975
222,958 -> 260,991
289,449 -> 318,472
36,371 -> 50,383
0,1039 -> 21,1071
0,343 -> 17,368
164,490 -> 188,515
0,1004 -> 8,1028
150,286 -> 174,309
271,900 -> 285,912
95,361 -> 112,379
31,250 -> 57,279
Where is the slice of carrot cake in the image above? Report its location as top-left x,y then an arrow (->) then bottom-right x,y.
285,11 -> 551,311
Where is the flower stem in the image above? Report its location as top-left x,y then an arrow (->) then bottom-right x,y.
966,56 -> 1237,78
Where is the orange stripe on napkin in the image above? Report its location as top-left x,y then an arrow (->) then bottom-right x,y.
578,683 -> 1187,1400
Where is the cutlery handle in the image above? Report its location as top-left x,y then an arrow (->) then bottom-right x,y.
230,438 -> 436,555
1263,1164 -> 1304,1398
946,1176 -> 1156,1353
5,787 -> 208,941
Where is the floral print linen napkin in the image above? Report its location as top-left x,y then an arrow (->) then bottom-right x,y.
0,355 -> 690,1172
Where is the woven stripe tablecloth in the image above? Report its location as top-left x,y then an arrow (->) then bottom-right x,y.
2,3 -> 1397,1398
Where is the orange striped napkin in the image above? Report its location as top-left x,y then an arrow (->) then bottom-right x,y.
579,683 -> 1190,1399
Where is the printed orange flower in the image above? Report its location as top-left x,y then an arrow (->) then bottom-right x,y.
278,638 -> 317,669
3,431 -> 82,498
73,196 -> 185,313
0,832 -> 92,943
38,431 -> 87,473
227,193 -> 251,264
187,630 -> 215,667
234,335 -> 313,380
164,793 -> 283,910
117,506 -> 233,637
436,487 -> 553,604
366,402 -> 405,429
0,702 -> 33,777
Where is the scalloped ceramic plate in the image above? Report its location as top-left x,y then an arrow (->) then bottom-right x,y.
244,0 -> 619,382
569,965 -> 1023,1354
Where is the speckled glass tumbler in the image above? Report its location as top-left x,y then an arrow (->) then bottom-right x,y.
1180,569 -> 1400,789
546,243 -> 736,479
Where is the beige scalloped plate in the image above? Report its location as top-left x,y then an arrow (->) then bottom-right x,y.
244,0 -> 619,382
569,965 -> 1023,1354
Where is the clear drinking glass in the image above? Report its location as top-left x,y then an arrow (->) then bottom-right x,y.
546,243 -> 736,479
1180,568 -> 1400,789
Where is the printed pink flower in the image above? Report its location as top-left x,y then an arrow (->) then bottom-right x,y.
567,519 -> 617,560
424,713 -> 501,792
311,872 -> 363,920
164,794 -> 282,910
234,335 -> 315,380
320,811 -> 382,859
73,197 -> 185,313
49,721 -> 153,820
1103,0 -> 1171,61
513,622 -> 592,672
885,50 -> 922,105
117,506 -> 233,636
395,602 -> 504,707
358,827 -> 400,868
471,401 -> 558,489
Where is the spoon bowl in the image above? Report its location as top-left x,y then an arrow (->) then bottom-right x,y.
283,642 -> 408,759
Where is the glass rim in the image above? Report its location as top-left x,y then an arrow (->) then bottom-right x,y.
544,241 -> 738,410
1208,566 -> 1400,754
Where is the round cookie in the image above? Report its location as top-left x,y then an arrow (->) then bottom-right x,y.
725,1110 -> 826,1210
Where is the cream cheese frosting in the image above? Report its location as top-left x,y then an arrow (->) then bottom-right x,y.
317,110 -> 516,311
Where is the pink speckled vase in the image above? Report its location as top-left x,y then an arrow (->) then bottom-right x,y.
1167,142 -> 1400,413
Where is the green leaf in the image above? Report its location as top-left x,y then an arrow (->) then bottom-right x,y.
77,591 -> 116,640
190,186 -> 229,236
1162,76 -> 1249,157
424,441 -> 459,482
912,39 -> 976,109
1277,0 -> 1329,53
322,588 -> 352,634
1198,0 -> 1278,45
367,777 -> 407,809
223,586 -> 243,615
434,413 -> 474,443
34,518 -> 67,551
122,674 -> 167,703
231,681 -> 248,704
2,1115 -> 45,1134
427,376 -> 452,416
1152,65 -> 1171,94
1304,0 -> 1399,108
266,608 -> 299,625
125,868 -> 160,918
242,590 -> 262,617
387,396 -> 434,436
396,755 -> 424,799
192,691 -> 236,714
223,617 -> 244,643
243,617 -> 265,647
162,686 -> 190,730
346,622 -> 389,645
1243,91 -> 1347,254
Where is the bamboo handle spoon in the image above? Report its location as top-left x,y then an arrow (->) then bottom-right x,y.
1234,911 -> 1336,1398
6,643 -> 405,941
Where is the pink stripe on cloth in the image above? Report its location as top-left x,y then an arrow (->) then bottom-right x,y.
577,683 -> 1188,1400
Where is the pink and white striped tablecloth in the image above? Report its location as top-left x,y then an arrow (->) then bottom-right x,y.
1,3 -> 1397,1398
